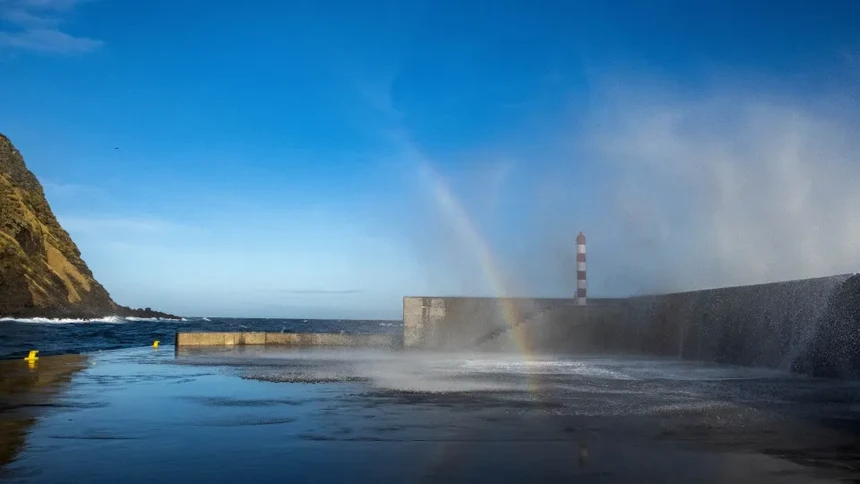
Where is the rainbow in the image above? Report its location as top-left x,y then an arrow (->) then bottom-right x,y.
417,160 -> 542,391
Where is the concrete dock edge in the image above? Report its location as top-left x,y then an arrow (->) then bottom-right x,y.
175,332 -> 401,348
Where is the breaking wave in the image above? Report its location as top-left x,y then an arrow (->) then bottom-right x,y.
0,316 -> 127,324
125,317 -> 189,322
0,316 -> 186,324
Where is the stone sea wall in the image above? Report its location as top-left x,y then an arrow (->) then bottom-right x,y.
175,332 -> 401,348
403,274 -> 860,378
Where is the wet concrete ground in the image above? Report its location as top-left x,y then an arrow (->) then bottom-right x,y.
1,346 -> 859,483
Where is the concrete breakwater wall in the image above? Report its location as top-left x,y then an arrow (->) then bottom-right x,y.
402,296 -> 623,352
175,332 -> 401,348
614,274 -> 860,378
401,296 -> 562,350
403,274 -> 860,378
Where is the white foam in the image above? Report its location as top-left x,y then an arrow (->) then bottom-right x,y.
124,316 -> 188,322
459,358 -> 635,379
0,316 -> 126,324
0,315 -> 185,324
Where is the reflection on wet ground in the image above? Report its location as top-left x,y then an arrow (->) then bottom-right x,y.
1,346 -> 859,483
0,355 -> 87,475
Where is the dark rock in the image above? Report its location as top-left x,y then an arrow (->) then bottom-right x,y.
0,133 -> 180,320
116,306 -> 180,320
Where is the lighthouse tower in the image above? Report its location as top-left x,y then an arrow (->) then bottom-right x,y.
576,232 -> 587,306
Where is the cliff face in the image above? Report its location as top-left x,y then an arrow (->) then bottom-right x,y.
0,134 -> 176,319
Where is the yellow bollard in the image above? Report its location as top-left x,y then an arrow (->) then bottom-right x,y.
23,350 -> 39,361
152,340 -> 160,349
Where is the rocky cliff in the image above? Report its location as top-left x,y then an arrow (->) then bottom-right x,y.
0,133 -> 177,319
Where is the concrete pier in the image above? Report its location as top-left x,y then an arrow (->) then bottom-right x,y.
402,296 -> 622,351
403,274 -> 860,378
175,332 -> 401,348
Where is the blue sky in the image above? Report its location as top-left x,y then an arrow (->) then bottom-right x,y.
2,0 -> 859,318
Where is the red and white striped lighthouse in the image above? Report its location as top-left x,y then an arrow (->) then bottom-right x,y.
576,232 -> 587,306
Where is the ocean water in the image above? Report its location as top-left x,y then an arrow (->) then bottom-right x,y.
2,315 -> 860,481
1,315 -> 860,481
0,317 -> 402,360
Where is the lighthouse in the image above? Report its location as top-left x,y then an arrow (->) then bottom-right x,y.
576,232 -> 587,306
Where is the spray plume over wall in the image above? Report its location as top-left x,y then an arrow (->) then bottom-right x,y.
392,78 -> 860,301
592,88 -> 860,295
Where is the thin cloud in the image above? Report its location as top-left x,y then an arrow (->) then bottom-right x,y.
2,7 -> 57,26
268,289 -> 364,295
0,0 -> 102,54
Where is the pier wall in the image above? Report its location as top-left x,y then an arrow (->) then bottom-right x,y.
616,274 -> 860,378
175,332 -> 401,348
403,274 -> 860,378
402,296 -> 623,352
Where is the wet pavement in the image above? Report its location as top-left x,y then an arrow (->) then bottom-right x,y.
1,346 -> 859,483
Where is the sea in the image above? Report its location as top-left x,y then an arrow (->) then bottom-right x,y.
0,317 -> 402,360
2,316 -> 860,482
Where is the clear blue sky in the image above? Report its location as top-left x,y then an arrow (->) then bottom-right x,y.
2,0 -> 859,318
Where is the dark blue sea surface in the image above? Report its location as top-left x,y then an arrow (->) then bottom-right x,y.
0,317 -> 402,359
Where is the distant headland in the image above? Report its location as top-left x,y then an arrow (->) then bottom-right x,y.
0,133 -> 179,320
